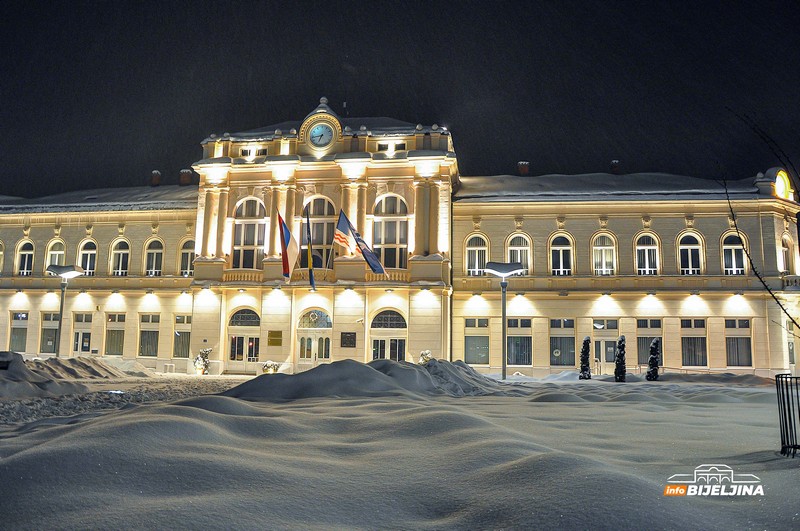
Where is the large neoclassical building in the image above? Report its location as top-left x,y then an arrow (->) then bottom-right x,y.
0,98 -> 798,376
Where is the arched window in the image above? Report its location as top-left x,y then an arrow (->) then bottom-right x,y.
782,235 -> 794,275
507,235 -> 530,275
550,235 -> 572,276
233,198 -> 266,269
592,235 -> 615,276
180,240 -> 195,277
46,241 -> 65,268
229,309 -> 261,326
301,197 -> 336,269
678,234 -> 702,275
79,241 -> 97,276
636,235 -> 659,275
298,309 -> 332,328
145,240 -> 163,277
371,310 -> 407,328
722,235 -> 746,275
111,240 -> 130,276
373,195 -> 409,269
17,242 -> 34,276
466,235 -> 488,276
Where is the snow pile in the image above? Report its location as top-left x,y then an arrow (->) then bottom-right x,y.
223,359 -> 523,401
0,352 -> 88,399
25,356 -> 130,380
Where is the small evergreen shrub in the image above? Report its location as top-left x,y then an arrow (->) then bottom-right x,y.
645,338 -> 660,381
614,335 -> 626,382
579,336 -> 591,379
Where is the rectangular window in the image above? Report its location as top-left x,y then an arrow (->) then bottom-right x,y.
240,148 -> 251,156
173,331 -> 190,358
108,314 -> 126,323
637,336 -> 663,365
141,314 -> 160,324
465,318 -> 476,328
139,330 -> 159,357
105,329 -> 124,356
681,337 -> 707,366
465,336 -> 489,364
10,328 -> 27,352
256,148 -> 267,156
507,336 -> 532,365
520,318 -> 531,328
726,337 -> 752,366
268,331 -> 283,347
75,313 -> 92,323
550,336 -> 576,366
508,319 -> 519,328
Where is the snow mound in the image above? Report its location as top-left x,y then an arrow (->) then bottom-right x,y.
223,359 -> 522,401
0,352 -> 88,399
25,356 -> 130,380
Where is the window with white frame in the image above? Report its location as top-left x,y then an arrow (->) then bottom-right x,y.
180,240 -> 195,277
722,235 -> 746,275
592,235 -> 615,276
550,318 -> 576,366
17,242 -> 34,276
111,240 -> 130,276
636,235 -> 659,275
782,236 -> 793,274
725,318 -> 752,366
464,318 -> 489,364
788,319 -> 796,365
680,318 -> 707,366
678,234 -> 702,275
79,241 -> 97,276
301,197 -> 336,269
233,198 -> 267,269
145,240 -> 164,277
550,235 -> 572,276
508,235 -> 530,275
173,314 -> 192,358
46,241 -> 65,268
465,235 -> 488,276
40,312 -> 60,354
373,195 -> 409,269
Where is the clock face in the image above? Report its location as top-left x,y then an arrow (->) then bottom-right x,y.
309,123 -> 334,147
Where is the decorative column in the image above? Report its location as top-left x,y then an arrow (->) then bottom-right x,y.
267,186 -> 278,258
201,188 -> 217,258
214,188 -> 229,260
285,185 -> 296,233
413,180 -> 430,256
428,180 -> 440,255
357,184 -> 367,237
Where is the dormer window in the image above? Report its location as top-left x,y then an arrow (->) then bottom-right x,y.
256,148 -> 268,156
775,169 -> 794,200
240,148 -> 251,157
377,142 -> 406,155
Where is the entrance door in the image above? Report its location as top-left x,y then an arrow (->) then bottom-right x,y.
73,331 -> 91,355
372,338 -> 406,361
230,336 -> 260,362
594,340 -> 616,374
297,332 -> 331,370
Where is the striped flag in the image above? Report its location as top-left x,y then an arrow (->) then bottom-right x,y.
335,209 -> 387,276
334,210 -> 357,254
278,212 -> 299,282
305,209 -> 316,290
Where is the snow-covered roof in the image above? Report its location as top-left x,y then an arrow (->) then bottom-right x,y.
0,185 -> 198,214
454,173 -> 761,203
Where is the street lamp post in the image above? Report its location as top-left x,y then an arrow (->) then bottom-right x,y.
484,261 -> 525,380
46,264 -> 84,358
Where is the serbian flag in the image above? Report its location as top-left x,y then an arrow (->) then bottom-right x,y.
278,212 -> 299,282
305,209 -> 316,290
336,210 -> 387,276
334,210 -> 357,254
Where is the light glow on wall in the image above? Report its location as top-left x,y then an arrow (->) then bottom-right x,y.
723,293 -> 752,315
339,161 -> 368,180
636,293 -> 665,315
464,293 -> 490,314
681,294 -> 710,316
106,292 -> 126,311
589,294 -> 621,316
412,289 -> 438,308
205,166 -> 228,185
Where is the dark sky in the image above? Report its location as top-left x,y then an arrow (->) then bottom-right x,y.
3,0 -> 800,198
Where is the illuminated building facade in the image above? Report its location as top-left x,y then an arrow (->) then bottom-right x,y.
0,99 -> 797,376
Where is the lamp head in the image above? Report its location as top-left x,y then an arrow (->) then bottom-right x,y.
46,264 -> 85,279
484,261 -> 525,279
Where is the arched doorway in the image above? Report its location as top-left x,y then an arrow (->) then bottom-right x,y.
228,309 -> 261,371
370,310 -> 407,362
297,309 -> 332,371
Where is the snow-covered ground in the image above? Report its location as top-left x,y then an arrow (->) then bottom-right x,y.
0,356 -> 798,530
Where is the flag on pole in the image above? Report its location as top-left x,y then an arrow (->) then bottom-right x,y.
305,209 -> 316,290
334,211 -> 357,254
278,212 -> 299,282
335,209 -> 387,276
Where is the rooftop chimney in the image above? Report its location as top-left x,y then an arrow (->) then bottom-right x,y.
150,170 -> 161,187
610,160 -> 621,175
179,169 -> 193,186
517,161 -> 530,176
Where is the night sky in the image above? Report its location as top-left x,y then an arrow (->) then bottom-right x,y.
3,1 -> 800,198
